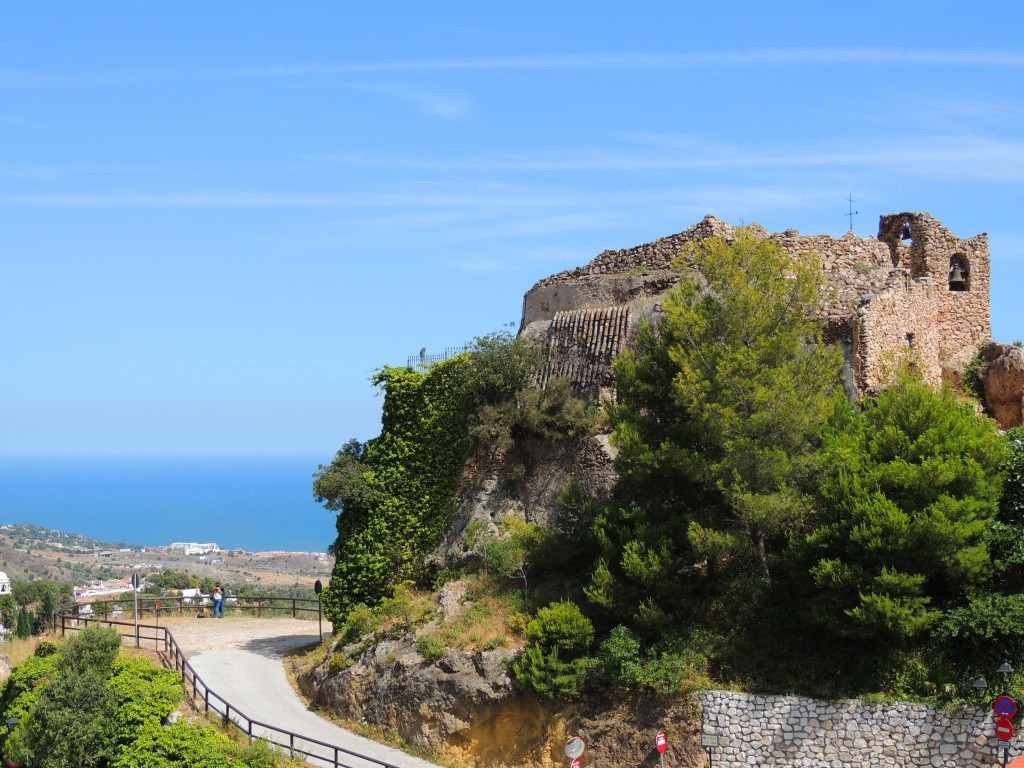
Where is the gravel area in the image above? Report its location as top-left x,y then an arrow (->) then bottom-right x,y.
150,615 -> 324,657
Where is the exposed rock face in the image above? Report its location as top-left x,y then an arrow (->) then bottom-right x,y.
980,341 -> 1024,429
298,637 -> 552,765
431,434 -> 617,567
298,633 -> 706,768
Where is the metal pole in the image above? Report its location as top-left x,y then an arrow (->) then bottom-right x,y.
133,586 -> 139,648
318,597 -> 323,643
707,747 -> 713,768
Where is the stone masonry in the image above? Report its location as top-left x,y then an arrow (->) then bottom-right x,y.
698,690 -> 1012,768
519,212 -> 991,400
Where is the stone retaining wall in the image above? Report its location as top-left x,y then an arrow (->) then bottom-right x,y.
698,690 -> 1011,768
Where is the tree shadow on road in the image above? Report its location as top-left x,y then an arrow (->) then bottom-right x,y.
241,634 -> 320,659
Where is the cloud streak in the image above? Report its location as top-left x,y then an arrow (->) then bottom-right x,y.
251,48 -> 1024,76
310,134 -> 1024,183
3,48 -> 1024,90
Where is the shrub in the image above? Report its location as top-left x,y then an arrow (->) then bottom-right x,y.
598,626 -> 642,686
416,634 -> 448,663
964,349 -> 986,400
525,601 -> 594,655
512,601 -> 596,701
326,652 -> 351,675
338,603 -> 379,644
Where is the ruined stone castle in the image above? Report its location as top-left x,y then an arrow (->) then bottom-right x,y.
519,212 -> 991,402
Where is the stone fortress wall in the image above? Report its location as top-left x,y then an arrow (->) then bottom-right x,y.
698,690 -> 1009,768
519,212 -> 991,400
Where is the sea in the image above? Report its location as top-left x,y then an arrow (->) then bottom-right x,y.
0,455 -> 337,553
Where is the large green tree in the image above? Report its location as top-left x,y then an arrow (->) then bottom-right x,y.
587,230 -> 844,630
800,374 -> 1006,644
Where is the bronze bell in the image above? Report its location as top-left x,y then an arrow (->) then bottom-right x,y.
949,264 -> 967,290
900,221 -> 912,241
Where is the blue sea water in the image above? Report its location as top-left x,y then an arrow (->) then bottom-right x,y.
0,455 -> 337,553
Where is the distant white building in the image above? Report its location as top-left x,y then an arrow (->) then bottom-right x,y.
168,542 -> 221,556
180,588 -> 209,606
0,572 -> 9,595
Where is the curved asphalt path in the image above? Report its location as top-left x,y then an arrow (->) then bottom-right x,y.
175,619 -> 440,768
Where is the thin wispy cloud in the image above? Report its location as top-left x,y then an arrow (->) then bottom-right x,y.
3,48 -> 1024,90
310,134 -> 1024,183
0,189 -> 570,210
0,164 -> 161,179
251,48 -> 1024,76
374,86 -> 471,119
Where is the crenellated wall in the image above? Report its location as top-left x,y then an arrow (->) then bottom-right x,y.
520,213 -> 992,399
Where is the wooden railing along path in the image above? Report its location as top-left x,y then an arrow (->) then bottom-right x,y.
56,596 -> 398,768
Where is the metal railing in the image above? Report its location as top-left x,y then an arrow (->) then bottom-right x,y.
55,598 -> 402,768
67,594 -> 323,622
406,344 -> 470,368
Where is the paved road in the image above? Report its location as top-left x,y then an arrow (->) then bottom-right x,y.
166,617 -> 441,768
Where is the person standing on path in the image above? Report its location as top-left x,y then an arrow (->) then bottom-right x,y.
212,584 -> 224,618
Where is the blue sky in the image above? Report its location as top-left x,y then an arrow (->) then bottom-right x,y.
2,2 -> 1022,458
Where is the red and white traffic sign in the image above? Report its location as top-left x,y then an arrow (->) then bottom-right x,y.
570,758 -> 581,768
995,695 -> 1018,719
656,732 -> 667,754
996,717 -> 1015,741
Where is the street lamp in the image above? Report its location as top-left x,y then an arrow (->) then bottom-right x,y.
974,661 -> 1016,768
314,580 -> 323,642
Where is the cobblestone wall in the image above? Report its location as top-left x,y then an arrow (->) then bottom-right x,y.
698,691 -> 1011,768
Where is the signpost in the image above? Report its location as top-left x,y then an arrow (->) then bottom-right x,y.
701,733 -> 719,768
996,696 -> 1019,719
656,730 -> 667,768
997,718 -> 1015,742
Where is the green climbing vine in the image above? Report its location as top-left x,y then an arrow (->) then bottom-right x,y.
316,357 -> 472,623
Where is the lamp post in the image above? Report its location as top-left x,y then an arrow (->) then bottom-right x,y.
314,580 -> 323,642
974,660 -> 1016,768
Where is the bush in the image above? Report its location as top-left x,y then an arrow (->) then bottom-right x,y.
416,634 -> 448,663
525,601 -> 595,655
598,625 -> 642,686
596,626 -> 710,695
512,601 -> 596,701
339,603 -> 379,644
326,652 -> 352,675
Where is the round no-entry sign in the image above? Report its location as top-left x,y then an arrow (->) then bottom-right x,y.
996,717 -> 1015,741
656,731 -> 667,754
995,695 -> 1018,718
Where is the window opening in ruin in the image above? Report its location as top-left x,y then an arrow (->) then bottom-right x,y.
948,254 -> 969,292
900,220 -> 912,242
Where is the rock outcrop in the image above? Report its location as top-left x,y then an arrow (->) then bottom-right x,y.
300,637 -> 544,763
980,342 -> 1024,429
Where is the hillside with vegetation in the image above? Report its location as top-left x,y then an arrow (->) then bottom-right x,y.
303,230 -> 1024,765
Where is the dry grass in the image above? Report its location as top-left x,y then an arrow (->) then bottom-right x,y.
2,633 -> 54,666
435,579 -> 528,652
